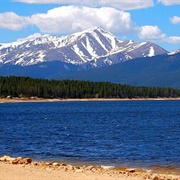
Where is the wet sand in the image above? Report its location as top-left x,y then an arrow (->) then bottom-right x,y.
0,156 -> 179,180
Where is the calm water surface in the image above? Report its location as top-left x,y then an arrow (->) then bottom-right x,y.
0,100 -> 179,171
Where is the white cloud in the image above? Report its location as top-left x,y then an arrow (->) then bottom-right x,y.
13,0 -> 154,10
170,16 -> 180,24
0,6 -> 179,46
157,0 -> 180,5
138,25 -> 180,44
0,6 -> 136,35
100,0 -> 154,10
165,36 -> 180,43
30,6 -> 137,34
0,12 -> 30,30
17,33 -> 44,42
138,25 -> 166,40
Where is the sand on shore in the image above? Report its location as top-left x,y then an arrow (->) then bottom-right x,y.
0,162 -> 143,180
0,156 -> 179,180
0,97 -> 180,103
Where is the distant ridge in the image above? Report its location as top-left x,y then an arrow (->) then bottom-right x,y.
57,52 -> 180,88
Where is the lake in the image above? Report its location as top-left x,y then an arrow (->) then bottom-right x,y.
0,100 -> 179,172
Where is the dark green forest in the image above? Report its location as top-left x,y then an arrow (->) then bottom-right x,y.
0,76 -> 180,99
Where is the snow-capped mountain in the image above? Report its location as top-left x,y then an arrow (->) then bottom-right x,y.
168,49 -> 180,55
0,26 -> 167,69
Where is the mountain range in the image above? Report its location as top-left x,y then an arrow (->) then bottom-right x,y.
0,26 -> 179,88
59,52 -> 180,88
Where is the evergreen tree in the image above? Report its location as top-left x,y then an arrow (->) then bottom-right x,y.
0,76 -> 180,99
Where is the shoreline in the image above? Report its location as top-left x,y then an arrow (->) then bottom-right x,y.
1,97 -> 180,103
0,156 -> 180,180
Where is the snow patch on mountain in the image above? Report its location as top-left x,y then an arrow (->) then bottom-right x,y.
148,46 -> 155,57
168,49 -> 180,55
0,26 -> 168,68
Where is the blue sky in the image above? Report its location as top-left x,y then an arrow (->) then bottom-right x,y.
0,0 -> 179,52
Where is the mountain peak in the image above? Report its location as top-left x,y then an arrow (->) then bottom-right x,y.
71,26 -> 112,38
0,27 -> 168,67
87,26 -> 107,32
168,49 -> 180,55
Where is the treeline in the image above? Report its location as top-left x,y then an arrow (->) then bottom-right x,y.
0,76 -> 180,99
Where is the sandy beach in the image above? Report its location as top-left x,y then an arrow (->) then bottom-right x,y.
0,162 -> 142,180
0,156 -> 179,180
1,97 -> 180,103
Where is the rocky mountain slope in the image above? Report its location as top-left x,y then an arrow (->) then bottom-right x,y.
0,26 -> 167,69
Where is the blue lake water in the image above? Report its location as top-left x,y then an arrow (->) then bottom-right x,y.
0,100 -> 180,171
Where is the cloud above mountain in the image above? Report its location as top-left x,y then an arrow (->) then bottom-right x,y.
12,0 -> 180,9
0,12 -> 30,30
13,0 -> 154,10
165,36 -> 180,44
30,6 -> 136,34
0,5 -> 179,44
170,16 -> 180,24
17,33 -> 44,42
0,6 -> 137,35
157,0 -> 180,5
138,26 -> 166,40
138,25 -> 180,44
